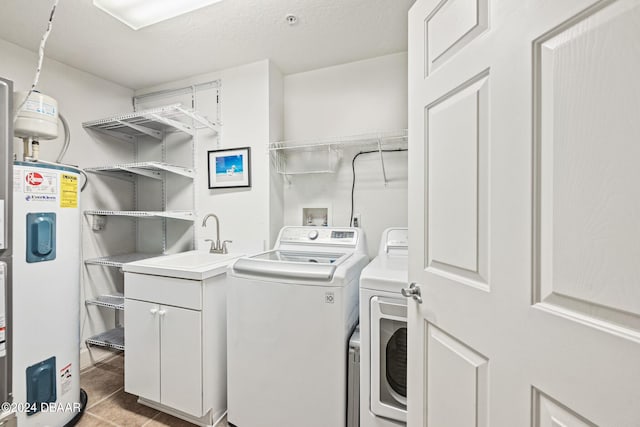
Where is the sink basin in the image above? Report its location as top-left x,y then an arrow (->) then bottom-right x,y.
123,250 -> 244,280
158,252 -> 237,269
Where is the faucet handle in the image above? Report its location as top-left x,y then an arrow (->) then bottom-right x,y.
222,240 -> 233,254
204,239 -> 216,253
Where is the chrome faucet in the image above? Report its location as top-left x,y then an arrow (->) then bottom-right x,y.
202,213 -> 232,254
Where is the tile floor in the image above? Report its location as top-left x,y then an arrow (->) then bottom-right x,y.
77,353 -> 228,427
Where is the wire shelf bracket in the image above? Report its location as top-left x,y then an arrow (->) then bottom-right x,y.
177,107 -> 218,134
90,127 -> 137,143
377,138 -> 388,186
146,113 -> 194,136
116,119 -> 162,140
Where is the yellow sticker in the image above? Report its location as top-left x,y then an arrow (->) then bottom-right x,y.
60,174 -> 78,208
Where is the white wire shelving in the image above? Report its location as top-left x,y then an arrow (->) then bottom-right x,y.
86,294 -> 125,311
86,327 -> 124,351
84,210 -> 195,221
82,103 -> 217,142
84,252 -> 163,268
84,161 -> 194,181
269,129 -> 408,184
82,95 -> 220,355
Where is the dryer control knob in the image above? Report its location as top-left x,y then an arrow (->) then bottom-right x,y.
308,230 -> 319,240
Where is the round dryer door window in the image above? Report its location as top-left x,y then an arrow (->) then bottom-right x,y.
385,327 -> 407,397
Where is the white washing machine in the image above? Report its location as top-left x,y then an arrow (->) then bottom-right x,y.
227,226 -> 369,427
360,228 -> 408,427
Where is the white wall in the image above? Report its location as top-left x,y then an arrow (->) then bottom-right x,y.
0,38 -> 135,366
283,53 -> 408,257
268,61 -> 285,248
136,59 -> 284,253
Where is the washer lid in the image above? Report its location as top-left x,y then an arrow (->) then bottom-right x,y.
232,250 -> 351,281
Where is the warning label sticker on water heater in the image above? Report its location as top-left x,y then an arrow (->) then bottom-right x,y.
60,174 -> 78,208
59,363 -> 72,396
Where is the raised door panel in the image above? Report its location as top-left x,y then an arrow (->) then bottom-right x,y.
160,305 -> 203,417
534,0 -> 640,336
426,72 -> 489,288
124,299 -> 160,402
425,323 -> 488,427
425,0 -> 488,75
533,389 -> 597,427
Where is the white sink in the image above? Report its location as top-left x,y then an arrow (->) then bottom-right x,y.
123,250 -> 243,280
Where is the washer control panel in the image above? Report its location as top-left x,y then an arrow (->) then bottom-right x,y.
279,226 -> 359,246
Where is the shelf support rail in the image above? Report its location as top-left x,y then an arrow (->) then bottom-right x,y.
378,138 -> 388,186
115,119 -> 163,140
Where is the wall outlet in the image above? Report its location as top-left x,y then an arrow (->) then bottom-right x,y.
352,213 -> 361,228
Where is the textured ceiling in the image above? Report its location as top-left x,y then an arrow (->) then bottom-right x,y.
0,0 -> 414,89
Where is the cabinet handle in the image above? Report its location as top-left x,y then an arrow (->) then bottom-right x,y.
149,308 -> 158,315
158,310 -> 166,317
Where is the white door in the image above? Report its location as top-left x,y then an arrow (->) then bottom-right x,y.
124,299 -> 160,402
160,305 -> 202,417
407,0 -> 640,425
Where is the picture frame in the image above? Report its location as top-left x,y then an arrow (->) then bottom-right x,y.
207,147 -> 251,189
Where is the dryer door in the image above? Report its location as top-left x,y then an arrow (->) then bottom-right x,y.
370,296 -> 407,422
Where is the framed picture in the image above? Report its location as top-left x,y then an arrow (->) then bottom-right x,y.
207,147 -> 251,189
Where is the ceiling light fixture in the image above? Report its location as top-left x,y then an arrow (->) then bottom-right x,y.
93,0 -> 224,30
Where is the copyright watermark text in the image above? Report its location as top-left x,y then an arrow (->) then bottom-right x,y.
1,402 -> 82,413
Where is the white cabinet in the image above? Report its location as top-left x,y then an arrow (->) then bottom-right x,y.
124,299 -> 160,402
124,267 -> 228,426
125,299 -> 202,416
160,305 -> 202,415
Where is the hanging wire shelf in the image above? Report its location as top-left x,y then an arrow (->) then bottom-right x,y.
84,210 -> 195,221
84,253 -> 164,268
82,104 -> 218,142
269,129 -> 408,179
84,161 -> 194,181
86,327 -> 124,351
269,129 -> 408,152
86,295 -> 125,310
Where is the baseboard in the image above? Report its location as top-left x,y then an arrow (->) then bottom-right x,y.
80,346 -> 121,372
137,397 -> 224,427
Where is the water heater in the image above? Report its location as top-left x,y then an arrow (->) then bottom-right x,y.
13,92 -> 58,141
12,162 -> 83,426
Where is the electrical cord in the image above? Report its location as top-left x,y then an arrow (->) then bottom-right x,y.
56,112 -> 70,163
13,0 -> 60,121
349,148 -> 408,227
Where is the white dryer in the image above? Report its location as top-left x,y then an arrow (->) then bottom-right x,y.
360,228 -> 408,427
227,226 -> 369,427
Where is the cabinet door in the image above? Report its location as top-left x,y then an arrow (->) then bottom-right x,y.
124,299 -> 161,402
160,305 -> 202,416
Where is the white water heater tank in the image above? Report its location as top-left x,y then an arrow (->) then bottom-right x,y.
13,91 -> 58,140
